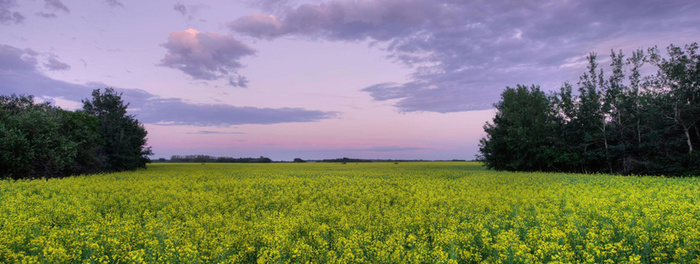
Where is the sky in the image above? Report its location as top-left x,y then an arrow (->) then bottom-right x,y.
1,0 -> 699,161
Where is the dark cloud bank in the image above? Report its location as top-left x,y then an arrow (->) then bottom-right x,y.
231,0 -> 700,112
0,44 -> 337,126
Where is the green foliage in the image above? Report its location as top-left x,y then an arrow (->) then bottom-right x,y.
83,88 -> 152,172
60,110 -> 106,175
0,95 -> 103,179
480,43 -> 700,176
169,155 -> 273,163
1,88 -> 153,179
479,85 -> 559,171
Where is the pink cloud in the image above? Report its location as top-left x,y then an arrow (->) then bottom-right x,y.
159,29 -> 255,87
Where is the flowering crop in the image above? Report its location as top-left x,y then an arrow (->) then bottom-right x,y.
0,162 -> 699,263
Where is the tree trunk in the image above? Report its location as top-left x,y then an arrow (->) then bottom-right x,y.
637,119 -> 641,144
683,125 -> 693,154
601,118 -> 612,174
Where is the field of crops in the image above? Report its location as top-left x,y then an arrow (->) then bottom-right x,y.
1,162 -> 699,263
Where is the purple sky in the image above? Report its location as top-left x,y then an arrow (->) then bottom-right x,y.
1,0 -> 699,160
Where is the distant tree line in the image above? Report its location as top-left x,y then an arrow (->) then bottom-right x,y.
479,43 -> 699,176
0,88 -> 152,180
319,157 -> 373,163
167,155 -> 272,163
310,157 -> 456,163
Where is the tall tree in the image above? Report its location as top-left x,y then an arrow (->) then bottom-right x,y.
83,88 -> 152,171
480,43 -> 699,176
479,85 -> 558,171
615,49 -> 649,174
575,53 -> 612,173
0,95 -> 103,179
648,43 -> 700,154
551,82 -> 581,172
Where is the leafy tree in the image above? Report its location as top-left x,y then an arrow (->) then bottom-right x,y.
83,88 -> 152,171
60,110 -> 105,175
479,85 -> 559,171
0,95 -> 103,179
648,43 -> 699,155
480,42 -> 699,176
575,53 -> 613,173
551,82 -> 582,171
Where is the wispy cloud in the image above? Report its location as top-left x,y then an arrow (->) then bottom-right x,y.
44,0 -> 69,14
0,0 -> 24,25
173,4 -> 186,15
44,56 -> 70,71
35,12 -> 57,18
355,146 -> 430,152
231,0 -> 700,112
0,44 -> 338,126
105,0 -> 124,8
171,4 -> 209,21
186,131 -> 245,135
305,146 -> 431,153
159,29 -> 255,87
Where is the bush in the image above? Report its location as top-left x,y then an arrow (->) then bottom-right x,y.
0,95 -> 103,179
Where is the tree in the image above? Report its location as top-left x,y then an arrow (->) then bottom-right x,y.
60,110 -> 105,175
479,85 -> 559,171
648,43 -> 699,154
551,82 -> 582,172
575,53 -> 613,173
0,94 -> 103,179
480,43 -> 699,176
83,88 -> 152,171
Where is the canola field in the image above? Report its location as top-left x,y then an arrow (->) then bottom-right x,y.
1,162 -> 699,263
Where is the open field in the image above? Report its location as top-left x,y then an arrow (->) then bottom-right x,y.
1,162 -> 699,263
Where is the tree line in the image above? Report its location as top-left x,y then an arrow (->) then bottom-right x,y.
166,155 -> 272,163
479,43 -> 699,176
0,88 -> 152,180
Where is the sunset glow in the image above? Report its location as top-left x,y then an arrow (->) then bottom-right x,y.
2,0 -> 698,160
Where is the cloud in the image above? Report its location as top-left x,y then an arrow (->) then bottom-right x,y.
172,4 -> 209,21
0,44 -> 38,72
173,4 -> 186,15
44,0 -> 69,14
231,0 -> 700,112
230,0 -> 438,41
159,29 -> 256,87
355,146 -> 430,152
135,99 -> 337,126
44,56 -> 70,71
305,146 -> 431,153
243,0 -> 298,12
0,0 -> 24,25
186,131 -> 245,135
0,44 -> 337,126
35,12 -> 57,18
229,14 -> 284,39
105,0 -> 124,8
